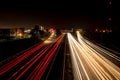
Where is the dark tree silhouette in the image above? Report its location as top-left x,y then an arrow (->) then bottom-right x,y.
30,25 -> 42,43
56,29 -> 61,36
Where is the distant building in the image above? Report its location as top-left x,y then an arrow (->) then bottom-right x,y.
95,28 -> 112,33
0,25 -> 47,40
10,28 -> 24,39
0,28 -> 25,40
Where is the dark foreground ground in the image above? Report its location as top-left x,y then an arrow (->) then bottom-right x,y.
84,31 -> 120,56
0,38 -> 40,62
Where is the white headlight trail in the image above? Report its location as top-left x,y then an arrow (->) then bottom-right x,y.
67,32 -> 120,80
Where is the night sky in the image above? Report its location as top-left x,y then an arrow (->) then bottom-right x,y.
0,0 -> 117,29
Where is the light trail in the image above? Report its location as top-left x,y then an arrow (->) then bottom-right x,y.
67,32 -> 120,80
83,39 -> 120,62
28,34 -> 65,80
76,31 -> 120,62
8,42 -> 54,80
0,32 -> 55,76
0,42 -> 44,75
68,33 -> 90,80
0,32 -> 63,79
44,31 -> 56,44
14,34 -> 64,80
0,33 -> 65,80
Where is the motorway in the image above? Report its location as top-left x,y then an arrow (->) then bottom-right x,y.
0,31 -> 120,80
67,31 -> 120,80
0,32 -> 65,80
